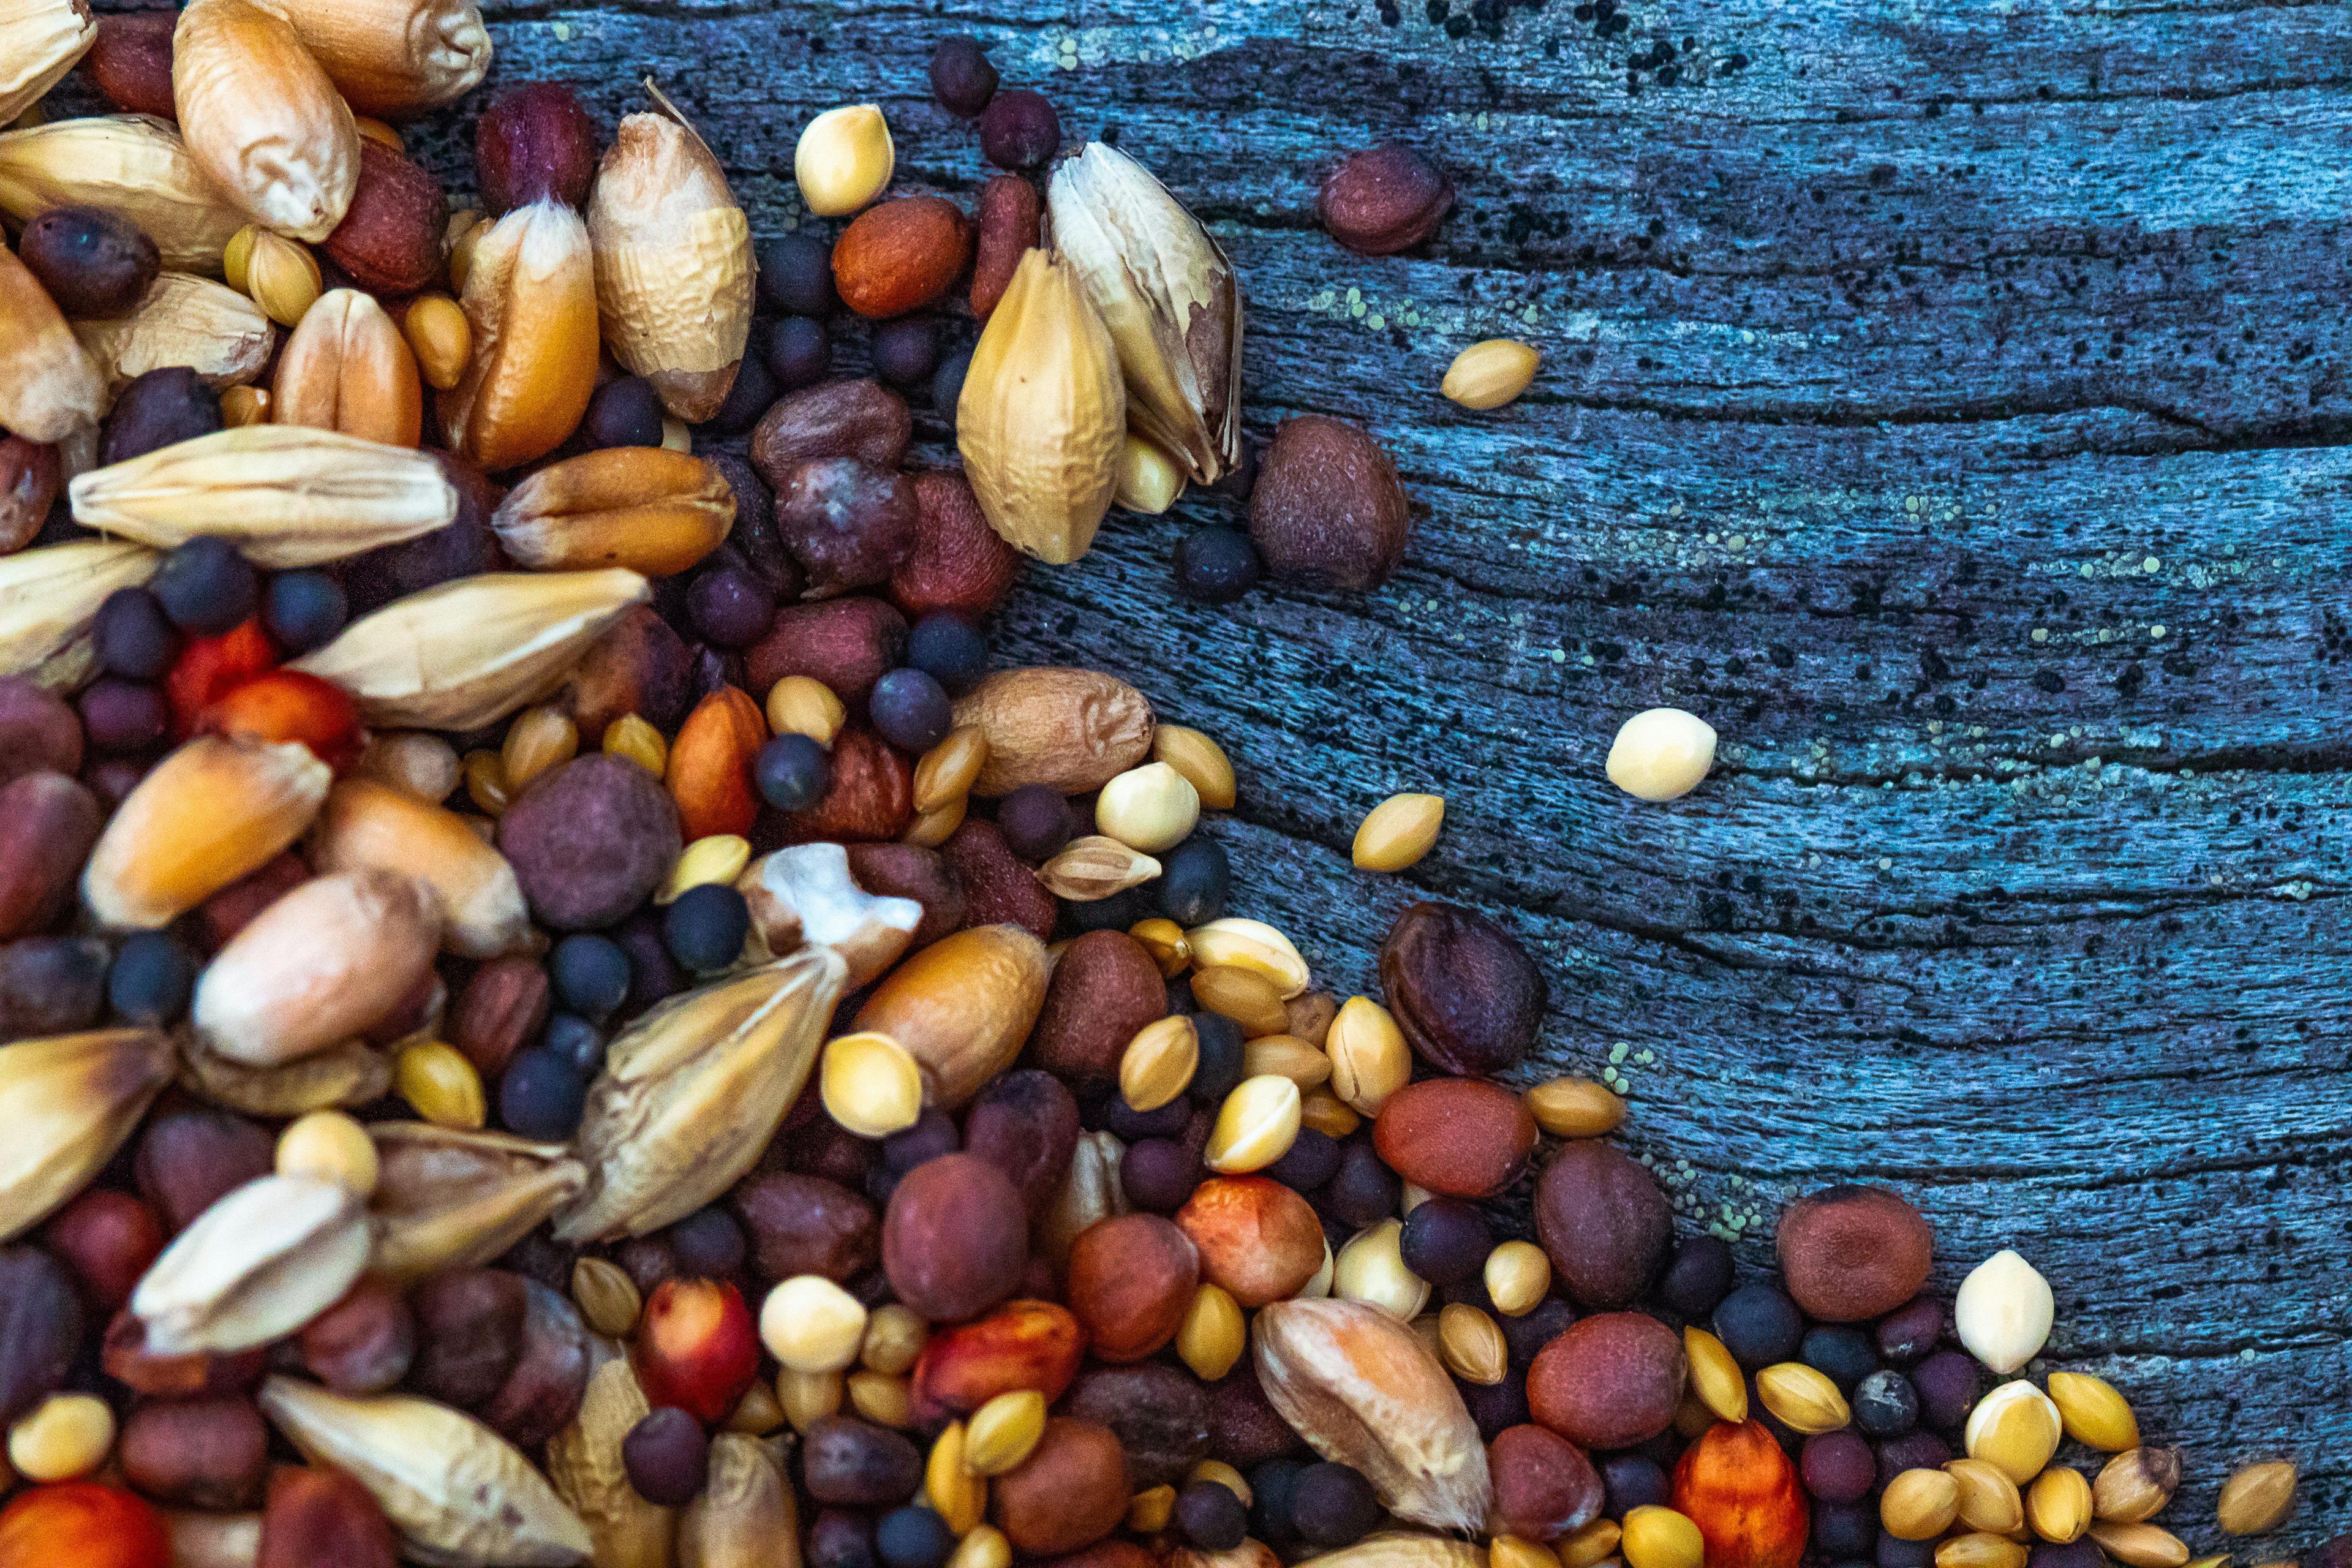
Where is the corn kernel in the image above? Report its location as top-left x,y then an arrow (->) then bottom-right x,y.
1437,1302 -> 1507,1385
1242,1034 -> 1332,1089
394,1041 -> 485,1129
963,1390 -> 1046,1476
242,228 -> 322,328
1441,339 -> 1540,410
760,1275 -> 868,1373
1119,1014 -> 1199,1113
795,104 -> 895,217
904,797 -> 966,848
1526,1076 -> 1627,1139
821,1031 -> 924,1138
926,1422 -> 986,1534
1129,917 -> 1191,977
914,726 -> 989,813
1175,1283 -> 1246,1381
1300,1091 -> 1360,1139
726,1381 -> 786,1436
659,833 -> 752,905
1558,1520 -> 1623,1568
1327,997 -> 1410,1115
2047,1371 -> 2140,1453
571,1256 -> 643,1339
275,1109 -> 380,1197
6,1394 -> 114,1482
1152,725 -> 1236,810
1491,1537 -> 1564,1568
352,115 -> 404,152
860,1303 -> 927,1376
600,713 -> 669,777
1352,791 -> 1444,871
462,748 -> 509,815
1191,965 -> 1290,1038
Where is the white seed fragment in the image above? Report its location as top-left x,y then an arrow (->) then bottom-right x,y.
1605,707 -> 1717,802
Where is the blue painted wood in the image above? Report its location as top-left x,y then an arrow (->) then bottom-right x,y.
84,0 -> 2352,1545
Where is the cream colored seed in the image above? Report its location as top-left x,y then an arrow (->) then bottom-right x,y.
1437,1302 -> 1507,1385
2087,1522 -> 2192,1568
603,714 -> 669,777
1559,1521 -> 1622,1568
571,1256 -> 642,1339
1352,792 -> 1444,871
242,228 -> 323,328
767,675 -> 846,744
1096,761 -> 1201,854
796,104 -> 894,216
1882,1469 -> 1961,1541
1944,1458 -> 2024,1536
1119,1014 -> 1199,1113
1176,1283 -> 1246,1381
1619,1506 -> 1703,1568
1192,965 -> 1292,1038
925,1422 -> 986,1534
2027,1466 -> 2092,1544
660,833 -> 752,905
848,1369 -> 912,1428
1966,1381 -> 2062,1486
1205,1073 -> 1302,1174
394,1041 -> 484,1129
1188,918 -> 1310,996
1526,1076 -> 1627,1138
761,1275 -> 869,1374
1153,724 -> 1236,810
501,704 -> 578,795
221,385 -> 271,427
1333,1218 -> 1429,1321
2215,1460 -> 2297,1536
862,1304 -> 927,1376
914,725 -> 990,814
1300,1091 -> 1360,1139
356,730 -> 461,802
1756,1362 -> 1850,1434
1441,339 -> 1540,410
1683,1326 -> 1748,1423
1955,1249 -> 2054,1374
1485,1240 -> 1553,1317
1189,1460 -> 1250,1506
274,1109 -> 379,1197
1129,917 -> 1191,977
777,1368 -> 843,1434
821,1031 -> 924,1138
1243,1034 -> 1332,1089
1606,707 -> 1717,802
1491,1537 -> 1562,1568
1327,995 -> 1411,1115
963,1389 -> 1047,1476
6,1394 -> 114,1482
2048,1371 -> 2139,1452
2094,1448 -> 2182,1524
1115,432 -> 1185,514
1127,1485 -> 1177,1534
948,1525 -> 1012,1568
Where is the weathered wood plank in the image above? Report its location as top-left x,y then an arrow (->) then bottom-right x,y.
78,0 -> 2352,1541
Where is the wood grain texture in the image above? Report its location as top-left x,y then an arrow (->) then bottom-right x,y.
86,0 -> 2352,1545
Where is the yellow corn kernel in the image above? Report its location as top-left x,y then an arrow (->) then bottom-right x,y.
394,1041 -> 485,1129
1129,916 -> 1191,977
1491,1538 -> 1563,1568
1175,1283 -> 1246,1381
726,1381 -> 786,1436
1558,1520 -> 1623,1568
1300,1090 -> 1361,1139
1204,1074 -> 1302,1174
461,748 -> 509,816
1620,1505 -> 1704,1568
963,1390 -> 1046,1476
1526,1076 -> 1627,1139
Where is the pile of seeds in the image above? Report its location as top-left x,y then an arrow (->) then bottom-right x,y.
0,3 -> 2337,1567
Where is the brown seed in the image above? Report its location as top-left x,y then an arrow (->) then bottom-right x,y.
118,1393 -> 269,1509
296,1277 -> 416,1395
1378,900 -> 1547,1076
1526,1311 -> 1687,1451
448,955 -> 551,1078
892,468 -> 1020,622
750,377 -> 913,489
323,137 -> 447,296
1371,1077 -> 1539,1198
881,1153 -> 1028,1322
833,195 -> 974,319
1174,1176 -> 1325,1307
1317,144 -> 1453,255
951,667 -> 1155,797
81,13 -> 178,117
0,436 -> 60,555
1490,1422 -> 1604,1541
1030,929 -> 1168,1082
731,1171 -> 879,1283
1250,415 -> 1411,592
257,1464 -> 398,1568
746,597 -> 908,713
962,1069 -> 1082,1218
1534,1140 -> 1673,1310
971,176 -> 1042,320
1777,1185 -> 1936,1323
943,819 -> 1058,941
1065,1213 -> 1199,1363
0,772 -> 101,941
992,1416 -> 1132,1555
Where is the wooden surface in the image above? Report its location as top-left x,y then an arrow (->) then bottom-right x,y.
90,0 -> 2352,1545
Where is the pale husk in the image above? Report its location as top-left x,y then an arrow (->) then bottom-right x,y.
0,1027 -> 176,1243
190,868 -> 443,1069
1047,141 -> 1242,484
556,946 -> 846,1241
259,1376 -> 595,1567
546,1354 -> 677,1568
367,1122 -> 586,1282
0,538 -> 158,688
74,273 -> 275,400
290,568 -> 650,731
1298,1537 -> 1488,1568
680,1434 -> 797,1568
956,247 -> 1126,565
0,240 -> 104,443
69,424 -> 456,567
0,115 -> 248,273
249,0 -> 491,117
172,0 -> 360,241
132,1174 -> 372,1354
1253,1297 -> 1492,1532
587,111 -> 753,424
178,1036 -> 394,1118
0,0 -> 97,128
